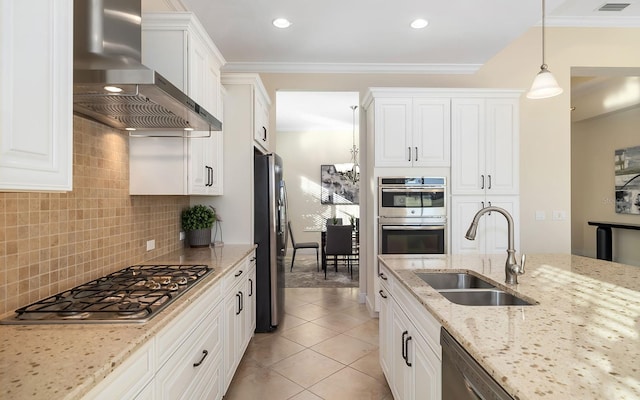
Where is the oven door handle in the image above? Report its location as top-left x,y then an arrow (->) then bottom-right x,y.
382,188 -> 443,193
381,225 -> 445,230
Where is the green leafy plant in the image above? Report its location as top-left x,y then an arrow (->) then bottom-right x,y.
181,205 -> 217,231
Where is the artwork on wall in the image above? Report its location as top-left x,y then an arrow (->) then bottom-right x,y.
615,145 -> 640,214
321,164 -> 359,204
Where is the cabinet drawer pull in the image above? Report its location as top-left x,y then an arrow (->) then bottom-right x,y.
378,272 -> 388,280
193,350 -> 209,367
235,270 -> 243,277
401,330 -> 408,361
249,278 -> 253,297
379,289 -> 387,299
405,336 -> 413,367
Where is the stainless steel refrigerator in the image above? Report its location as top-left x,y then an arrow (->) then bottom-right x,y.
254,152 -> 288,332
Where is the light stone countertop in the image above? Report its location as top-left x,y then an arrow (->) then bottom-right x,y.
0,244 -> 255,400
378,253 -> 640,400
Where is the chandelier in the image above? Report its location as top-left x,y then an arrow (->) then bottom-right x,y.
344,105 -> 359,185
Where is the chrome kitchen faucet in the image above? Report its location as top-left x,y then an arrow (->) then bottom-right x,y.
465,206 -> 525,285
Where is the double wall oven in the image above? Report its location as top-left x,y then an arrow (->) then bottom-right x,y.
378,177 -> 447,255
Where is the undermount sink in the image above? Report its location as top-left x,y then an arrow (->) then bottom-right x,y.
416,272 -> 496,290
416,272 -> 536,306
439,289 -> 536,306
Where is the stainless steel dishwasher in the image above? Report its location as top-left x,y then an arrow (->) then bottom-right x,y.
441,328 -> 514,400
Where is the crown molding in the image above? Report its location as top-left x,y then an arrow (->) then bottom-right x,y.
546,16 -> 640,28
220,62 -> 481,75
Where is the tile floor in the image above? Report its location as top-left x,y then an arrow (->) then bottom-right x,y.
224,287 -> 393,400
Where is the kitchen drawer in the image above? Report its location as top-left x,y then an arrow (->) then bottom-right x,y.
155,301 -> 224,399
155,280 -> 222,368
394,280 -> 441,359
378,263 -> 395,293
85,339 -> 155,400
223,254 -> 251,292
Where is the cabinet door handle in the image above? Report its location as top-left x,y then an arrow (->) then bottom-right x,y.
193,350 -> 209,367
262,126 -> 267,141
405,335 -> 413,367
236,292 -> 241,315
379,289 -> 387,299
481,201 -> 485,209
488,174 -> 492,190
414,146 -> 418,162
240,291 -> 244,312
378,272 -> 387,280
401,330 -> 408,362
480,174 -> 485,189
235,270 -> 243,277
209,166 -> 213,186
249,278 -> 253,297
407,147 -> 411,162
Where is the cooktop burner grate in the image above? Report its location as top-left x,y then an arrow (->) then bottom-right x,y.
3,264 -> 212,324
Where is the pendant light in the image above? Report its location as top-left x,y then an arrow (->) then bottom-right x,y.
526,0 -> 563,99
344,105 -> 359,185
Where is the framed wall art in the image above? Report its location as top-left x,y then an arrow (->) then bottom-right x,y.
320,164 -> 359,204
615,145 -> 640,214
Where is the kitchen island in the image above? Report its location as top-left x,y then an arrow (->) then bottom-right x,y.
378,253 -> 640,400
0,244 -> 255,400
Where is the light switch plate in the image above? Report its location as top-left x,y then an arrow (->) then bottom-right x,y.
535,211 -> 546,221
146,239 -> 155,251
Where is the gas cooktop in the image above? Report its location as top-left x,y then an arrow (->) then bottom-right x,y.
1,264 -> 213,324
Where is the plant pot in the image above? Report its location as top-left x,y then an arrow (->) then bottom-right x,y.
186,228 -> 211,248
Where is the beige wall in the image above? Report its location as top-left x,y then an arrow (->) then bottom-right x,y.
0,117 -> 188,318
572,107 -> 640,265
260,27 -> 640,256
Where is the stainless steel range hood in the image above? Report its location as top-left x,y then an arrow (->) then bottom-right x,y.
73,0 -> 222,134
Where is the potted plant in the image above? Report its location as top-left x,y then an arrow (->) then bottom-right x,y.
182,205 -> 217,247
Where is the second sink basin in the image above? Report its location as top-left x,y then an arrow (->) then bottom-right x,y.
439,289 -> 536,306
416,272 -> 496,290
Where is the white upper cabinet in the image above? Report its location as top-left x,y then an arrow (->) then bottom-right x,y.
368,92 -> 450,168
130,12 -> 225,195
253,82 -> 272,153
0,1 -> 73,191
451,96 -> 519,196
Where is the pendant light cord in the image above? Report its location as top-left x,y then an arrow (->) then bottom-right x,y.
541,0 -> 547,69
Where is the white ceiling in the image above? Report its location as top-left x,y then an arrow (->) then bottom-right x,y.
171,0 -> 640,73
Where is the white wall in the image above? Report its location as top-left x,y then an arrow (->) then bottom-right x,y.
278,128 -> 359,248
572,106 -> 640,265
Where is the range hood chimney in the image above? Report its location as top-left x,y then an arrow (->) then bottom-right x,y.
73,0 -> 222,134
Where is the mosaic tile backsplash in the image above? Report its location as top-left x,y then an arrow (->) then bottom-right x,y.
0,117 -> 190,318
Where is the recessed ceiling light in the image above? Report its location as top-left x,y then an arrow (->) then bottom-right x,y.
125,127 -> 136,131
272,18 -> 292,29
411,19 -> 429,29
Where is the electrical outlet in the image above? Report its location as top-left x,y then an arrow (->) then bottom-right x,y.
535,211 -> 546,221
552,211 -> 567,221
146,239 -> 155,251
179,231 -> 185,241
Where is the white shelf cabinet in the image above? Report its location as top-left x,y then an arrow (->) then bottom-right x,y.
378,264 -> 441,400
0,0 -> 73,192
451,97 -> 519,196
129,12 -> 225,195
370,96 -> 450,168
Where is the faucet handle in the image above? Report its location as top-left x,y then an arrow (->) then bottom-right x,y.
520,253 -> 526,274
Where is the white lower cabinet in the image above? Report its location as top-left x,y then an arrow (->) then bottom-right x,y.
84,251 -> 257,400
223,254 -> 256,392
379,265 -> 441,400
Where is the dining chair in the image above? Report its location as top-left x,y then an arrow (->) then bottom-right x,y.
288,221 -> 320,272
324,224 -> 354,279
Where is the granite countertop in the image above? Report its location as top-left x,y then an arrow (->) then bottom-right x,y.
0,244 -> 255,400
378,253 -> 640,400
